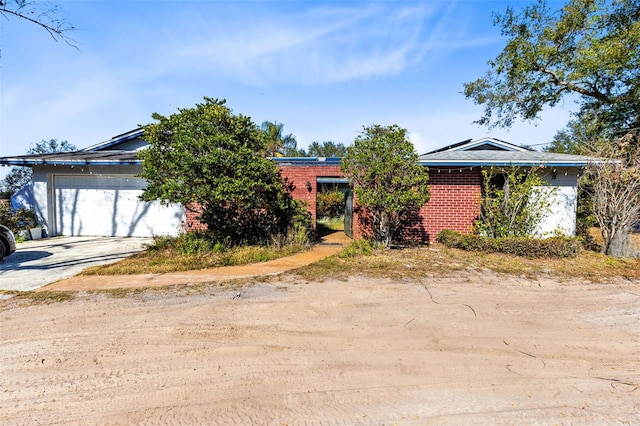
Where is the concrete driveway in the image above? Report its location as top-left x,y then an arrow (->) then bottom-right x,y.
0,237 -> 151,292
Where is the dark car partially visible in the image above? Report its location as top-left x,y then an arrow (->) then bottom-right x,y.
0,225 -> 17,261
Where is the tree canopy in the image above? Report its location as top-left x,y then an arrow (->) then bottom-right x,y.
464,0 -> 640,133
306,141 -> 349,157
139,98 -> 310,246
260,121 -> 299,157
341,124 -> 430,247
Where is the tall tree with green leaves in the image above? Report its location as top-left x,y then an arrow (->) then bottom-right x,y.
307,141 -> 349,157
260,121 -> 299,157
0,139 -> 76,197
139,98 -> 310,246
341,124 -> 430,247
463,0 -> 640,133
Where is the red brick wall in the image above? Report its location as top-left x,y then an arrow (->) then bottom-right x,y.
183,202 -> 208,232
182,165 -> 481,242
418,169 -> 482,239
278,164 -> 343,223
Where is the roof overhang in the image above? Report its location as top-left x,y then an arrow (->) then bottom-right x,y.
419,150 -> 601,168
274,157 -> 342,165
0,151 -> 141,167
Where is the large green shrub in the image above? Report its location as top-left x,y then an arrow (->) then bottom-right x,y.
139,98 -> 312,246
0,202 -> 37,233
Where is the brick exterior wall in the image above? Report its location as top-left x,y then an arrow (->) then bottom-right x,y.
182,165 -> 482,243
278,164 -> 343,222
418,169 -> 482,241
183,202 -> 208,232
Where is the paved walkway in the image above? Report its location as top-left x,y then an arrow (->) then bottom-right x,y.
40,231 -> 350,291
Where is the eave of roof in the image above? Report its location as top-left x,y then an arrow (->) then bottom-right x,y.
418,150 -> 600,167
81,128 -> 145,152
0,151 -> 141,167
424,137 -> 533,154
274,157 -> 342,165
1,149 -> 602,169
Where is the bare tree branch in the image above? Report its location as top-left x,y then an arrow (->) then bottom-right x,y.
0,0 -> 77,48
584,132 -> 640,257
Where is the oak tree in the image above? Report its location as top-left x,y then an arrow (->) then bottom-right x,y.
464,0 -> 640,133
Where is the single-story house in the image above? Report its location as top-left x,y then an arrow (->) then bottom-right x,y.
0,130 -> 596,240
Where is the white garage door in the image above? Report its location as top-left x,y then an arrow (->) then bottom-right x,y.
54,175 -> 184,237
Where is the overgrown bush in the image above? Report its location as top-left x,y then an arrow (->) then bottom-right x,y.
317,190 -> 345,218
339,238 -> 376,258
146,232 -> 224,255
437,229 -> 582,258
0,201 -> 37,233
476,166 -> 554,238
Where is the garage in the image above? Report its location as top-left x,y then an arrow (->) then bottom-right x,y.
54,175 -> 184,237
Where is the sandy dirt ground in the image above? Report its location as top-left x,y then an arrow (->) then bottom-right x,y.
1,272 -> 639,425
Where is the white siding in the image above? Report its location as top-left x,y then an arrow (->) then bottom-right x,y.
534,171 -> 579,237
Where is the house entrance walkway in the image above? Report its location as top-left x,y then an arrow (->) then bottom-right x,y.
40,231 -> 350,292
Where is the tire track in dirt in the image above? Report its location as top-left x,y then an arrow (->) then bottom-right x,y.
1,275 -> 639,424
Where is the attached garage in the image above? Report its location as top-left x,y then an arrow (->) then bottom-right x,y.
53,175 -> 184,237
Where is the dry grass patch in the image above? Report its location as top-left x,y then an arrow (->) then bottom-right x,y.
1,290 -> 77,306
293,241 -> 640,283
80,242 -> 308,275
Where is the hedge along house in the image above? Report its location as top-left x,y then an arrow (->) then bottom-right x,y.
0,131 -> 596,240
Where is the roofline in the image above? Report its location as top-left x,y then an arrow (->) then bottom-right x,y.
274,157 -> 342,165
81,128 -> 145,152
0,158 -> 142,167
450,137 -> 531,152
419,159 -> 597,167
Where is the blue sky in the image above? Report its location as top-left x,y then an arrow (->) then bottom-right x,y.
1,0 -> 573,177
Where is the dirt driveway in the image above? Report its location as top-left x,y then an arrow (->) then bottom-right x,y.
1,271 -> 638,425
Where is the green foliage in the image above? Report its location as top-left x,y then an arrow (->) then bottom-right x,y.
341,124 -> 430,247
260,121 -> 299,157
316,190 -> 345,218
147,233 -> 226,256
306,141 -> 349,157
139,98 -> 311,246
317,216 -> 344,233
0,202 -> 37,232
464,0 -> 640,133
339,238 -> 376,258
437,229 -> 582,258
476,166 -> 555,238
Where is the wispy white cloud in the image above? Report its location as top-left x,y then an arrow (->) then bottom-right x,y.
166,2 -> 470,85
